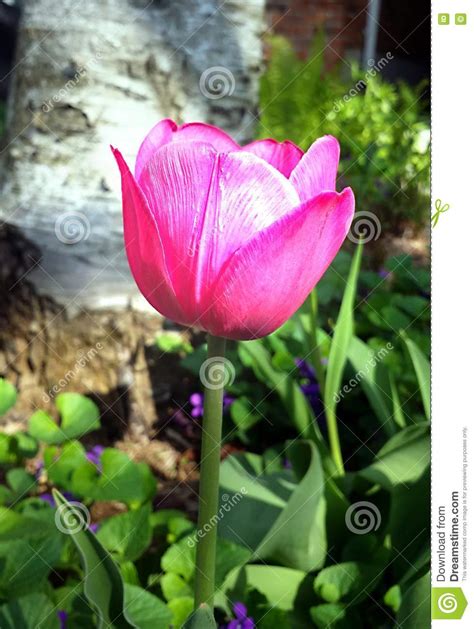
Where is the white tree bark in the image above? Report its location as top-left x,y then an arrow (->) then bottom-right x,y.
0,0 -> 264,309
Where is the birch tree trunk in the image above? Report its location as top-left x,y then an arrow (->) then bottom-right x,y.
0,0 -> 263,442
0,0 -> 264,308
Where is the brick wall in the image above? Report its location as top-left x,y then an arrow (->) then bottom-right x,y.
265,0 -> 368,64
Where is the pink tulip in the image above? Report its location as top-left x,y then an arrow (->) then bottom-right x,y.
112,119 -> 354,340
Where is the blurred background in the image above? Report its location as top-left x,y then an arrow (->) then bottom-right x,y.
0,1 -> 430,627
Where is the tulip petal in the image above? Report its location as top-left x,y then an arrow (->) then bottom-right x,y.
242,138 -> 304,177
112,147 -> 184,323
290,135 -> 340,202
205,188 -> 355,340
135,119 -> 238,180
139,142 -> 300,324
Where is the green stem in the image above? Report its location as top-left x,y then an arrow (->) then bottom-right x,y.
308,289 -> 344,475
194,334 -> 227,610
326,408 -> 345,476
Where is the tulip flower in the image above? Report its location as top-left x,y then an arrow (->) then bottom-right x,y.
112,119 -> 354,620
112,118 -> 354,341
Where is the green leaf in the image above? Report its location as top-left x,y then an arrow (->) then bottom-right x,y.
397,572 -> 430,627
45,441 -> 88,487
160,573 -> 193,602
0,593 -> 60,629
156,331 -> 193,354
29,393 -> 100,444
123,584 -> 172,629
217,565 -> 306,612
402,334 -> 430,420
219,440 -> 326,571
238,341 -> 332,471
310,603 -> 346,628
313,561 -> 381,604
161,535 -> 196,582
168,597 -> 194,627
0,378 -> 17,416
0,432 -> 38,465
347,336 -> 397,435
324,243 -> 363,417
182,604 -> 217,628
72,448 -> 156,506
53,490 -> 136,628
359,425 -> 430,489
97,504 -> 152,562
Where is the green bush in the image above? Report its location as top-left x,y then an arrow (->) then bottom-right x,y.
258,35 -> 430,230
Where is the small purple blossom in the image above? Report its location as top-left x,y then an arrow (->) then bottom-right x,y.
378,267 -> 391,279
225,602 -> 255,629
189,392 -> 234,419
89,523 -> 99,534
295,358 -> 322,415
58,610 -> 67,629
39,491 -> 75,507
86,445 -> 105,470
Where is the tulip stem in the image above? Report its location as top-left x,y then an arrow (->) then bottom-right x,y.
326,408 -> 345,476
194,334 -> 227,611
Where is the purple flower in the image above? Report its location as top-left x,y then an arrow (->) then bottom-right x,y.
39,491 -> 75,507
225,602 -> 255,629
189,392 -> 234,419
86,445 -> 105,470
58,610 -> 67,628
90,523 -> 99,534
295,358 -> 322,415
378,267 -> 391,279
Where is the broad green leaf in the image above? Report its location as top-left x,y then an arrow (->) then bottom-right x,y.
217,565 -> 306,612
389,372 -> 406,428
310,603 -> 346,628
29,393 -> 100,444
72,448 -> 156,506
53,490 -> 136,628
182,604 -> 216,628
324,243 -> 363,417
0,378 -> 17,416
161,535 -> 196,581
0,432 -> 38,465
359,424 -> 430,489
347,336 -> 397,435
44,441 -> 88,487
219,441 -> 326,571
397,572 -> 430,627
0,468 -> 36,504
168,597 -> 194,627
123,584 -> 172,629
402,334 -> 430,421
0,593 -> 59,629
313,561 -> 381,604
160,573 -> 193,601
97,504 -> 152,562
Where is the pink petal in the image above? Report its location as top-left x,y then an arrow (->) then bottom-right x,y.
135,119 -> 239,181
204,188 -> 355,340
139,143 -> 300,326
290,135 -> 340,202
242,139 -> 304,177
111,148 -> 185,323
